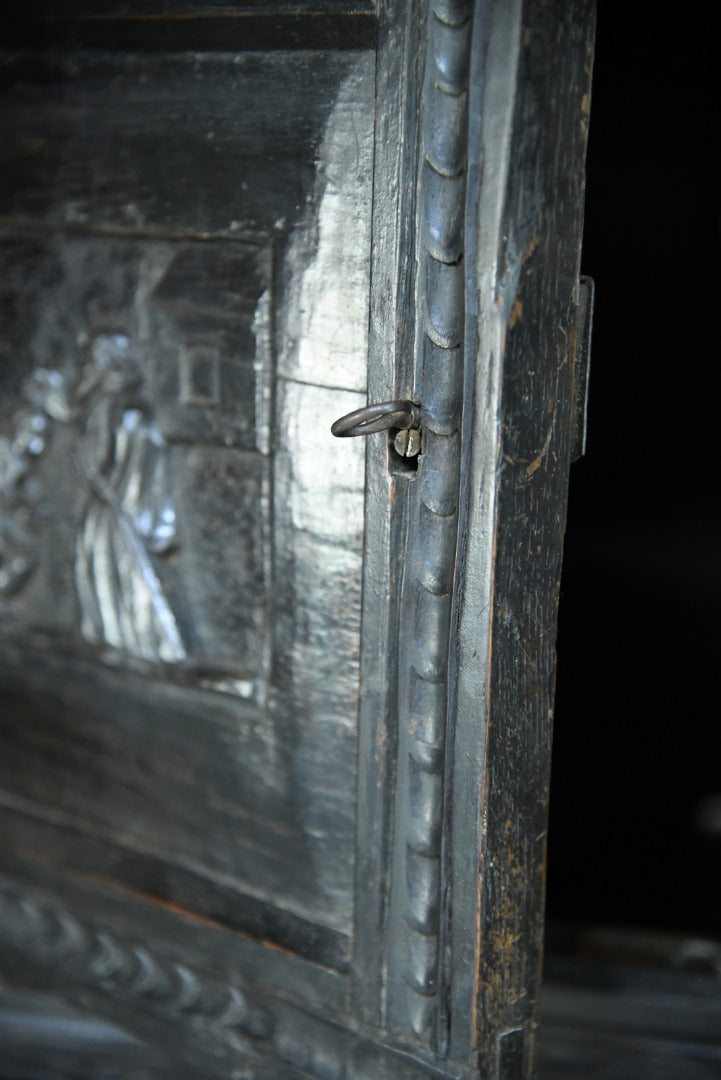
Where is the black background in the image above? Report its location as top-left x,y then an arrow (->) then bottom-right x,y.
547,6 -> 721,938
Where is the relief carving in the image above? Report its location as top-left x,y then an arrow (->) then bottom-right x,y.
0,235 -> 271,682
0,115 -> 369,939
0,368 -> 73,597
0,879 -> 274,1044
1,335 -> 188,664
73,334 -> 188,663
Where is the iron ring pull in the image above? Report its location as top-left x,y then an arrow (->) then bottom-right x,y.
330,399 -> 420,438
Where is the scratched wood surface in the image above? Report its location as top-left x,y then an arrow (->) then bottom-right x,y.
463,4 -> 596,1073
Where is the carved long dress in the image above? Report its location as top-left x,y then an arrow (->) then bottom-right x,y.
75,395 -> 187,663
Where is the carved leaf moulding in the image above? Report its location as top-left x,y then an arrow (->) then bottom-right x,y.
0,878 -> 274,1044
0,878 -> 481,1080
398,0 -> 472,1049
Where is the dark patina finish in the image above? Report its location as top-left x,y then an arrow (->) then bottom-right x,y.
0,3 -> 594,1078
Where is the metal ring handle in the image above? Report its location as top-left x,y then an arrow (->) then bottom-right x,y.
331,400 -> 420,438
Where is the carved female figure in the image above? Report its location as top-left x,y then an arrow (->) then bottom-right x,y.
72,333 -> 189,664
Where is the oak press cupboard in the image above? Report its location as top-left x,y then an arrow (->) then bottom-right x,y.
0,3 -> 594,1078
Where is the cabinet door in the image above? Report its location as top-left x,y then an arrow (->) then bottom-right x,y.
0,3 -> 594,1078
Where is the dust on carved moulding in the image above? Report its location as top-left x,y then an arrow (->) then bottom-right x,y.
0,231 -> 273,700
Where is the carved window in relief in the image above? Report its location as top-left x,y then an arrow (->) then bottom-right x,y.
0,236 -> 272,692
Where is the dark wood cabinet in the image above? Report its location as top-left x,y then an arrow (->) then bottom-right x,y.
0,4 -> 594,1077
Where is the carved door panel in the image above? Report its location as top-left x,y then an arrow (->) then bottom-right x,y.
0,3 -> 594,1079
